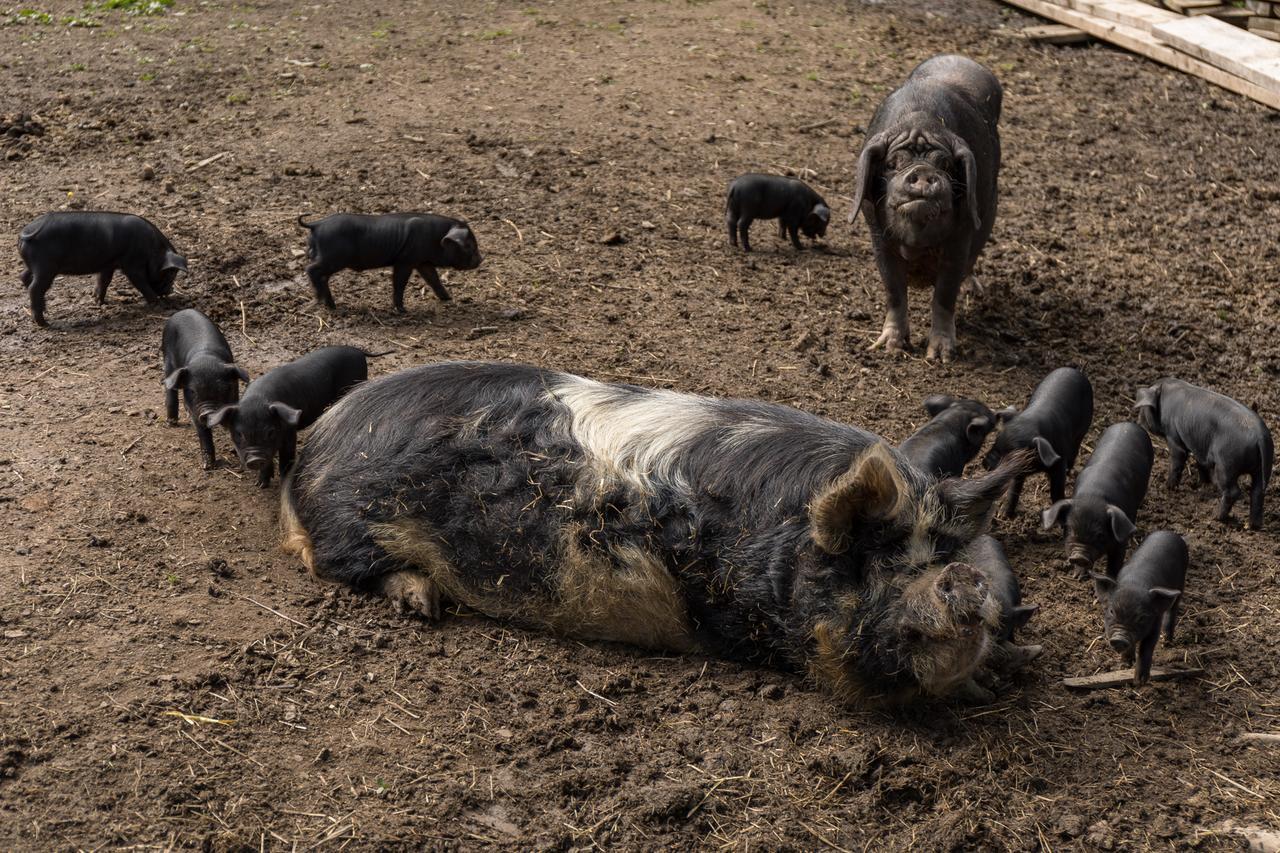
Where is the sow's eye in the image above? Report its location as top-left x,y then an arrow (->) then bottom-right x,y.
927,150 -> 952,169
890,150 -> 913,170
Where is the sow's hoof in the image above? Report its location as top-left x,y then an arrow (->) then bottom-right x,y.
925,333 -> 957,364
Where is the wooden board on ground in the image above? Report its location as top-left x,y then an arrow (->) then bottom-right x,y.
1022,23 -> 1093,42
1252,23 -> 1280,40
1237,732 -> 1280,745
1000,0 -> 1280,109
1165,0 -> 1224,11
1153,15 -> 1280,89
1196,7 -> 1254,26
1062,0 -> 1181,32
1062,666 -> 1205,690
1251,15 -> 1280,32
1244,0 -> 1275,14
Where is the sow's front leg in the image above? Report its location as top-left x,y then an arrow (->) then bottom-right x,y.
926,245 -> 972,363
868,230 -> 910,354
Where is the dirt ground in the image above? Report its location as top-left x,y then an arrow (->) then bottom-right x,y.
2,0 -> 1279,848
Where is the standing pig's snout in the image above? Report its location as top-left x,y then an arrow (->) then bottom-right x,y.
1109,633 -> 1132,654
245,455 -> 269,472
903,167 -> 943,197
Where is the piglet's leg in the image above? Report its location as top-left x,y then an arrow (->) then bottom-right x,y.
1000,475 -> 1024,519
787,222 -> 803,251
27,270 -> 54,327
1167,437 -> 1189,489
165,388 -> 180,425
306,263 -> 337,309
121,266 -> 160,303
279,431 -> 298,480
738,218 -> 754,253
20,268 -> 32,290
1133,633 -> 1158,686
195,422 -> 217,471
725,213 -> 739,248
1249,473 -> 1266,530
419,266 -> 452,302
391,264 -> 413,313
1163,601 -> 1179,644
1105,546 -> 1123,579
94,270 -> 113,305
1048,463 -> 1068,504
1213,468 -> 1242,524
256,461 -> 274,489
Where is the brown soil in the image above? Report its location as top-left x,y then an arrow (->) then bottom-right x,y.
2,0 -> 1279,848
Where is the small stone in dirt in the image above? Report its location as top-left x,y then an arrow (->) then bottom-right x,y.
4,630 -> 29,640
640,220 -> 656,230
466,325 -> 499,341
163,182 -> 175,194
314,747 -> 331,765
205,558 -> 235,579
759,683 -> 785,700
1056,814 -> 1084,837
792,331 -> 817,352
501,307 -> 526,321
88,535 -> 112,548
15,547 -> 29,556
290,248 -> 306,258
141,164 -> 155,181
600,231 -> 627,245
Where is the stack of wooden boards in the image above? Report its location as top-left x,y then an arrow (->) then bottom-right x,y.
1004,0 -> 1280,109
1243,1 -> 1280,42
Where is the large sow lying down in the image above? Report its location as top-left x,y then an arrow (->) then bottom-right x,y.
281,362 -> 1031,705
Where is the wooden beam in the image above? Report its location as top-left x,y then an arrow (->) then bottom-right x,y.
1000,0 -> 1280,109
1061,0 -> 1180,32
1238,732 -> 1280,745
1022,23 -> 1093,43
1062,666 -> 1205,690
1154,16 -> 1280,90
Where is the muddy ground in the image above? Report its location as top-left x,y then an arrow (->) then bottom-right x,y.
1,0 -> 1278,848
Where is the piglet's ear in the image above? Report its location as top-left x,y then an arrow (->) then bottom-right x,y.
163,251 -> 188,273
923,394 -> 956,417
811,203 -> 831,224
268,402 -> 303,428
206,405 -> 238,428
996,406 -> 1019,424
1107,506 -> 1137,544
225,363 -> 251,384
1011,604 -> 1039,630
966,416 -> 994,446
162,367 -> 188,391
1041,499 -> 1072,530
442,226 -> 470,250
849,133 -> 888,225
810,443 -> 906,554
1032,436 -> 1061,468
1133,385 -> 1158,412
1090,573 -> 1116,597
1148,587 -> 1181,611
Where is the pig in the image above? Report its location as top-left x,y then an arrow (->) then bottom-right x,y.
1042,422 -> 1152,579
1091,530 -> 1187,686
725,174 -> 831,253
962,535 -> 1037,644
18,211 -> 188,327
297,213 -> 482,312
898,394 -> 997,479
983,367 -> 1093,519
207,345 -> 382,487
850,55 -> 1001,362
280,361 -> 1037,707
161,309 -> 250,471
1134,378 -> 1273,530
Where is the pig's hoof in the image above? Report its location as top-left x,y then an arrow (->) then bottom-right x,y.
956,678 -> 997,705
869,326 -> 908,354
380,570 -> 443,621
166,417 -> 180,427
925,334 -> 957,363
202,459 -> 216,472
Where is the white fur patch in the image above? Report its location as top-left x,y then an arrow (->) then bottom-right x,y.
550,375 -> 716,495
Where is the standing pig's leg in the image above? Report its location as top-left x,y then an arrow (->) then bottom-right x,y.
1167,437 -> 1189,489
1164,600 -> 1179,643
27,269 -> 54,327
122,266 -> 160,303
94,270 -> 113,304
165,387 -> 180,425
787,222 -> 803,251
195,421 -> 217,471
307,263 -> 337,309
1048,462 -> 1068,504
726,212 -> 739,249
279,430 -> 298,479
926,251 -> 970,363
1214,469 -> 1242,524
256,460 -> 273,489
738,217 -> 754,253
419,266 -> 452,302
1105,545 -> 1124,579
1133,632 -> 1159,685
390,264 -> 413,313
1000,475 -> 1025,519
1248,472 -> 1266,530
869,234 -> 910,353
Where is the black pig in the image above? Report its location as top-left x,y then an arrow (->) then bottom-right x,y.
1091,530 -> 1187,686
899,394 -> 997,479
984,368 -> 1093,518
208,346 -> 379,487
298,213 -> 482,312
725,174 -> 830,253
281,361 -> 1037,707
963,535 -> 1037,644
19,211 -> 188,326
1135,378 -> 1273,530
850,55 -> 1001,362
1042,422 -> 1152,579
162,309 -> 250,470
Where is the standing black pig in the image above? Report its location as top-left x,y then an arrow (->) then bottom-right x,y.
19,211 -> 188,326
725,174 -> 831,253
1042,422 -> 1153,579
162,309 -> 250,471
898,394 -> 997,479
208,345 -> 379,487
1134,378 -> 1273,530
1091,530 -> 1187,686
983,367 -> 1093,518
281,361 -> 1037,707
850,55 -> 1001,362
298,213 -> 482,312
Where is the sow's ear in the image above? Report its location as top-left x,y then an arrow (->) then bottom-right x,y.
206,404 -> 238,428
268,401 -> 303,428
1031,436 -> 1061,468
810,443 -> 907,554
1041,499 -> 1072,530
923,394 -> 957,417
949,134 -> 982,230
937,447 -> 1035,538
849,132 -> 888,225
224,362 -> 251,384
162,367 -> 189,391
1107,505 -> 1137,544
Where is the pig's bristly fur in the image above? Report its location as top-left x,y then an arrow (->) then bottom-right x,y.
281,361 -> 1027,705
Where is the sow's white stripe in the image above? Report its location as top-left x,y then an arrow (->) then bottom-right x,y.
550,375 -> 717,494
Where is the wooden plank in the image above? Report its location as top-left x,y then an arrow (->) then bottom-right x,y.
1251,15 -> 1280,31
1238,732 -> 1280,745
1153,15 -> 1280,90
1022,23 -> 1093,42
1000,0 -> 1280,109
1244,0 -> 1274,15
1252,23 -> 1280,40
1164,0 -> 1222,11
1062,666 -> 1205,690
1061,0 -> 1180,31
1196,7 -> 1254,26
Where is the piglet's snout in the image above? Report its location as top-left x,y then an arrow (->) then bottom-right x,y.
244,454 -> 270,472
1109,632 -> 1133,654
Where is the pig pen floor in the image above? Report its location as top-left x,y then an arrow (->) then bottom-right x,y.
2,0 -> 1279,848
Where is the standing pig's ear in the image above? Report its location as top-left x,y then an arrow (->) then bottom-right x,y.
206,405 -> 238,428
1031,437 -> 1061,468
951,138 -> 982,230
849,133 -> 888,225
1041,499 -> 1072,530
1090,573 -> 1116,598
995,406 -> 1019,424
1106,506 -> 1137,544
812,203 -> 831,225
162,367 -> 189,390
810,443 -> 906,554
268,402 -> 303,428
442,226 -> 470,251
966,416 -> 994,447
923,394 -> 957,416
1148,587 -> 1181,612
224,363 -> 251,384
1133,385 -> 1159,413
162,251 -> 188,273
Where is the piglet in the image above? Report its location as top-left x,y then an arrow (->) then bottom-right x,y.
725,174 -> 830,253
899,394 -> 996,479
298,213 -> 482,312
1042,422 -> 1152,579
19,211 -> 188,326
208,346 -> 384,487
964,534 -> 1038,646
1135,378 -> 1273,530
162,309 -> 250,470
1092,530 -> 1187,686
983,367 -> 1093,518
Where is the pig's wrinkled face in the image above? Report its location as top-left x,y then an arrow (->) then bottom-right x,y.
889,561 -> 1000,695
882,141 -> 957,247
